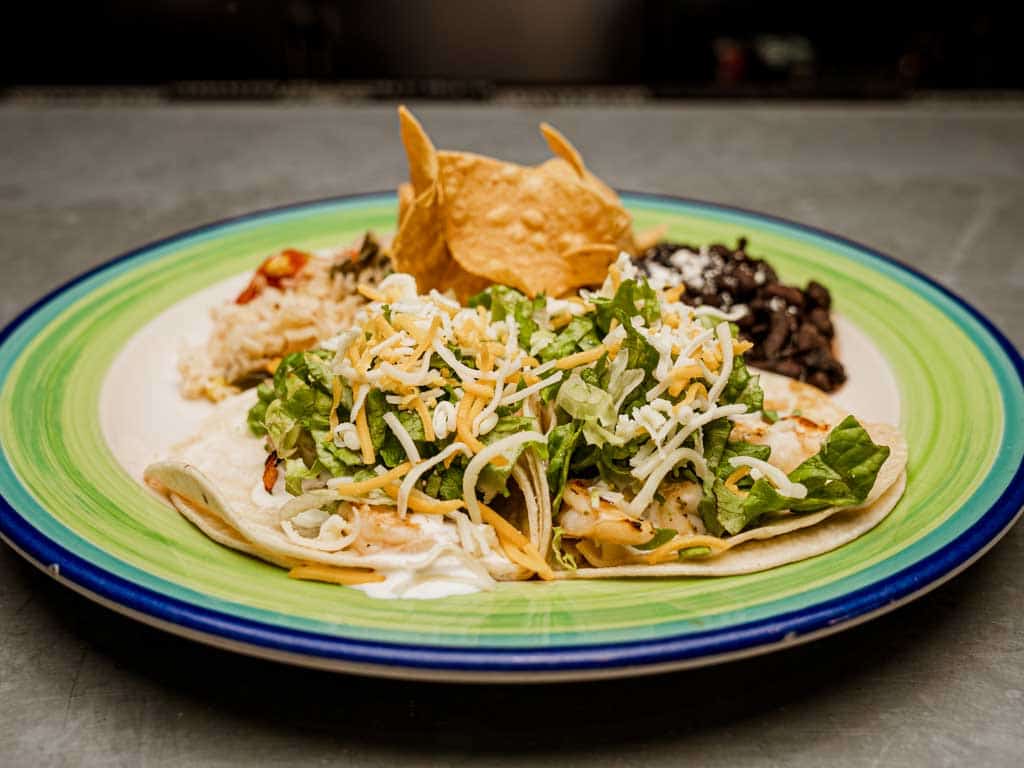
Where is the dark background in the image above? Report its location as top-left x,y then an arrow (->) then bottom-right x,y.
3,1 -> 1021,100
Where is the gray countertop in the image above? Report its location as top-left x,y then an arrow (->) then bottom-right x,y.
1,102 -> 1022,767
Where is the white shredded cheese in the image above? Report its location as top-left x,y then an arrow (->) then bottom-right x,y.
383,411 -> 421,464
627,446 -> 709,517
706,322 -> 735,404
396,442 -> 470,517
499,371 -> 563,406
432,401 -> 457,440
729,456 -> 808,499
462,431 -> 545,524
632,403 -> 748,479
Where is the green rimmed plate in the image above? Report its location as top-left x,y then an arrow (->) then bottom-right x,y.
1,192 -> 1021,682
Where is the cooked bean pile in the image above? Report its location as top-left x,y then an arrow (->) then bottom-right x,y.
635,239 -> 847,392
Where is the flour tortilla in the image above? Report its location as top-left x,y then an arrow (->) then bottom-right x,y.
144,391 -> 540,581
554,371 -> 909,578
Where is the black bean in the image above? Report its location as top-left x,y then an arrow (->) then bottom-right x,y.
763,312 -> 790,357
806,280 -> 831,309
808,307 -> 834,337
808,371 -> 831,390
796,322 -> 827,352
763,283 -> 805,308
770,359 -> 804,378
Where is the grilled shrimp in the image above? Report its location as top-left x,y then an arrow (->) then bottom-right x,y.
561,481 -> 655,546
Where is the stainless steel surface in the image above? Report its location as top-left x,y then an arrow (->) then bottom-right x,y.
1,103 -> 1022,766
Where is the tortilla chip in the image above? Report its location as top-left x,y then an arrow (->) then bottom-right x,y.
437,151 -> 628,296
398,105 -> 438,195
391,183 -> 489,302
540,122 -> 585,177
397,182 -> 415,227
392,107 -> 637,298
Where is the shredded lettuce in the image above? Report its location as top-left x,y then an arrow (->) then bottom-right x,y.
546,422 -> 582,512
706,415 -> 890,535
551,526 -> 577,570
632,527 -> 676,551
468,285 -> 543,348
679,546 -> 712,559
593,278 -> 661,331
477,416 -> 545,498
719,356 -> 763,411
555,372 -> 616,428
538,316 -> 601,362
283,457 -> 319,496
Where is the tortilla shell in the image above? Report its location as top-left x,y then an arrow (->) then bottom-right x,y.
555,470 -> 906,579
144,391 -> 538,580
554,374 -> 908,579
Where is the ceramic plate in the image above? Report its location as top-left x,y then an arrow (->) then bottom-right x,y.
1,193 -> 1021,682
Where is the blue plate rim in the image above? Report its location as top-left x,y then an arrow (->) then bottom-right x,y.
1,190 -> 1022,677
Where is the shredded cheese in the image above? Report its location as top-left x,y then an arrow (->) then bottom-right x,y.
357,284 -> 387,302
327,462 -> 412,495
392,442 -> 470,517
462,431 -> 545,523
627,447 -> 708,516
478,502 -> 554,580
463,380 -> 495,399
410,397 -> 435,442
728,456 -> 808,499
663,284 -> 685,302
355,405 -> 375,465
723,465 -> 750,497
329,376 -> 342,433
556,344 -> 607,370
288,564 -> 385,586
499,371 -> 563,407
383,412 -> 421,464
382,483 -> 464,515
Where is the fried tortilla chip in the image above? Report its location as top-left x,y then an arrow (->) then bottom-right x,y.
390,107 -> 636,299
398,106 -> 438,195
391,180 -> 490,300
438,151 -> 630,296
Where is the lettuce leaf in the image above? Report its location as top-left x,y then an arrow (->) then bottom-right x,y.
469,285 -> 543,348
632,527 -> 676,551
719,355 -> 763,411
551,526 -> 578,570
311,429 -> 363,475
539,316 -> 601,362
247,400 -> 269,437
436,464 -> 466,501
592,278 -> 661,332
679,546 -> 712,559
283,457 -> 319,496
262,399 -> 301,458
556,372 -> 616,427
363,389 -> 389,450
743,415 -> 891,516
546,421 -> 582,513
477,416 -> 545,498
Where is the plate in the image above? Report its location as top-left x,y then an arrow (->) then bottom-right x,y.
1,192 -> 1021,683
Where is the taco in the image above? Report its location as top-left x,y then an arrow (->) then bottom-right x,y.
547,369 -> 907,577
522,257 -> 907,577
145,273 -> 554,598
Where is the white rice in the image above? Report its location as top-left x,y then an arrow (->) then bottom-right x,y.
179,243 -> 390,401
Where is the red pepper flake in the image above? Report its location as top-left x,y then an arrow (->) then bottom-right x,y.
236,249 -> 312,304
262,452 -> 280,492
